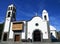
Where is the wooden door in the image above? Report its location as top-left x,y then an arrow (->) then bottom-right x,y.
33,30 -> 41,42
15,35 -> 20,41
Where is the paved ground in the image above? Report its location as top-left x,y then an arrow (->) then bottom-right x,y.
0,42 -> 60,44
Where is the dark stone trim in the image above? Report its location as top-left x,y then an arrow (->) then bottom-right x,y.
46,21 -> 51,42
25,22 -> 27,40
8,39 -> 14,42
21,39 -> 27,42
42,39 -> 51,42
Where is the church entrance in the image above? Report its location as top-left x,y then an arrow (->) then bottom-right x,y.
14,35 -> 20,42
33,30 -> 41,42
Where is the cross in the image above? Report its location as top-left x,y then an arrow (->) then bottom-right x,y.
35,13 -> 38,16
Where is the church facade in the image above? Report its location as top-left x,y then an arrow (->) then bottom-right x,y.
1,4 -> 57,42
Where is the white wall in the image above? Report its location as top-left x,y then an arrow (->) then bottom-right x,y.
8,21 -> 26,39
50,25 -> 57,39
21,21 -> 26,39
4,18 -> 11,32
27,16 -> 49,39
50,30 -> 56,39
9,22 -> 14,39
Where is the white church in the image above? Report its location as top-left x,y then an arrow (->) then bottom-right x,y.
1,4 -> 57,42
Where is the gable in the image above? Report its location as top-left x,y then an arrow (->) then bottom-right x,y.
28,16 -> 43,23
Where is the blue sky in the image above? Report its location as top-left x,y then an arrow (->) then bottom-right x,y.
0,0 -> 60,31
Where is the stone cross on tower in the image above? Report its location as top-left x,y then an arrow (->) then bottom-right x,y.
35,13 -> 38,16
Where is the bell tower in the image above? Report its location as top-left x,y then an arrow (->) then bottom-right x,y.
42,10 -> 51,42
42,10 -> 49,21
1,4 -> 16,41
6,4 -> 16,21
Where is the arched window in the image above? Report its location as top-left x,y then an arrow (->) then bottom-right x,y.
11,7 -> 12,10
13,7 -> 16,12
8,7 -> 13,10
8,12 -> 11,17
44,15 -> 47,20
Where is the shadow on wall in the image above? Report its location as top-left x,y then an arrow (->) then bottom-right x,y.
51,33 -> 60,42
0,23 -> 4,41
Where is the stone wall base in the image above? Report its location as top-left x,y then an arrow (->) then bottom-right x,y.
42,39 -> 51,42
8,39 -> 14,42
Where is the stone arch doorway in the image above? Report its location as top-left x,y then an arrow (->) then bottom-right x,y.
33,30 -> 41,42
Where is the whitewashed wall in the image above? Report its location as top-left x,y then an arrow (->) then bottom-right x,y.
4,18 -> 11,32
27,16 -> 49,39
21,21 -> 26,39
9,22 -> 14,39
50,25 -> 57,39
